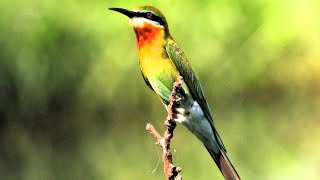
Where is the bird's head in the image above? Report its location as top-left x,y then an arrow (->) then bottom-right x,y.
109,6 -> 170,48
109,6 -> 168,32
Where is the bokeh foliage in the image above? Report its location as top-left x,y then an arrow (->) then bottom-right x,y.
0,0 -> 319,179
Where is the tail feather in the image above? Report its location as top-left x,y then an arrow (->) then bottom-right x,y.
205,145 -> 240,180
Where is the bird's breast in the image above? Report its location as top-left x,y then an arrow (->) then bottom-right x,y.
135,27 -> 179,84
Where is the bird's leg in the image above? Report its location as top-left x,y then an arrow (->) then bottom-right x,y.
175,77 -> 187,104
174,89 -> 186,105
177,86 -> 187,100
171,92 -> 186,117
171,76 -> 191,119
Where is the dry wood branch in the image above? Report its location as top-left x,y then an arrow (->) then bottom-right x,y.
146,76 -> 183,180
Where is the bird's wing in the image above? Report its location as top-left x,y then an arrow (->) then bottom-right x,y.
165,38 -> 213,121
165,38 -> 227,151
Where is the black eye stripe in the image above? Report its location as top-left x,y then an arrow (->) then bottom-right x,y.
137,12 -> 165,25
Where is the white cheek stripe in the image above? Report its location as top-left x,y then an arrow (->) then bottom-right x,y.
130,17 -> 160,28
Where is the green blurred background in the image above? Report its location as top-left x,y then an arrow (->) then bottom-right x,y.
1,0 -> 319,179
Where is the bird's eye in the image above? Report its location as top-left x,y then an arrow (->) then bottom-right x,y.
146,12 -> 152,19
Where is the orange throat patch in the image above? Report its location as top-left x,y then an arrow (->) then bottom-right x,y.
134,23 -> 164,48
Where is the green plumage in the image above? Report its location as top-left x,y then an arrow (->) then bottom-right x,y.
109,6 -> 240,180
165,39 -> 213,121
165,38 -> 227,152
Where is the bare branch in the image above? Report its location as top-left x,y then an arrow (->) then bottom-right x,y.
146,76 -> 183,180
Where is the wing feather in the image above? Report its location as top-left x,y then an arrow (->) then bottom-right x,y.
165,38 -> 227,151
165,38 -> 213,121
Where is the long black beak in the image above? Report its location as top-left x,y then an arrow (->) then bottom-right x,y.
108,8 -> 136,18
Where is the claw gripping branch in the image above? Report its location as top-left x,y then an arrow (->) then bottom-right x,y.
146,76 -> 183,180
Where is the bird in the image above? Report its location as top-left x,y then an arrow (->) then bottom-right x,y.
109,6 -> 240,180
